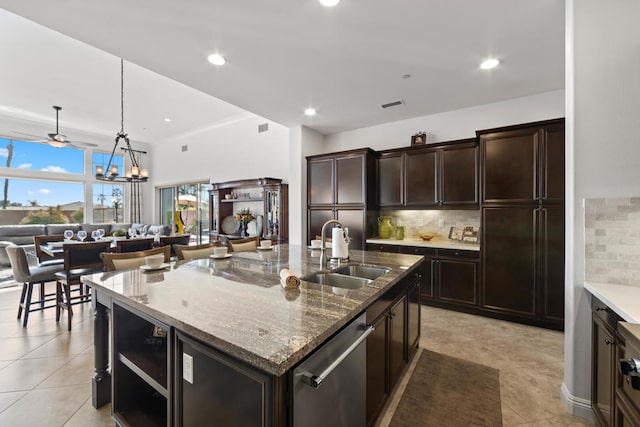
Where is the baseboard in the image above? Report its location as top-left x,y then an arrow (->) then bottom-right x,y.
561,382 -> 594,421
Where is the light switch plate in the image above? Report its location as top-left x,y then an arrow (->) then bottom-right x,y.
183,353 -> 193,384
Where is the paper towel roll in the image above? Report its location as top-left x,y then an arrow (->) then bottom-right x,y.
279,269 -> 301,289
332,228 -> 349,259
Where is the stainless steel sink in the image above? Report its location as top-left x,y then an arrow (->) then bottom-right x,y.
333,265 -> 391,280
302,273 -> 372,289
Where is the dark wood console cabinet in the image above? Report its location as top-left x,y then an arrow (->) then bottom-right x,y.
377,138 -> 478,208
307,148 -> 377,249
209,178 -> 288,243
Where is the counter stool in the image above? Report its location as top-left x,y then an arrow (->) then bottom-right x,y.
6,245 -> 63,327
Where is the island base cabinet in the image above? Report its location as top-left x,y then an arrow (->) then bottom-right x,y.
114,362 -> 167,427
175,333 -> 275,427
366,314 -> 388,426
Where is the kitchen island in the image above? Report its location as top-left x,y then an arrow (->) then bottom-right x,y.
84,244 -> 423,426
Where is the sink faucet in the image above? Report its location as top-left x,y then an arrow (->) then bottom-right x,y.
320,219 -> 346,269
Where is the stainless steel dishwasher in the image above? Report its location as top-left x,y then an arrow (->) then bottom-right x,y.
292,312 -> 374,427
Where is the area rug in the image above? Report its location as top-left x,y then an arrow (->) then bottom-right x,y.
390,349 -> 502,427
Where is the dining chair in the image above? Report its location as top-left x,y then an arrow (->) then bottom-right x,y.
116,237 -> 155,253
174,242 -> 220,260
158,234 -> 191,258
33,234 -> 65,266
227,236 -> 260,253
7,245 -> 64,327
102,246 -> 171,271
55,241 -> 111,331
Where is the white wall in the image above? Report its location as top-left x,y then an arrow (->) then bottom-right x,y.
150,114 -> 290,223
563,0 -> 640,418
324,90 -> 565,152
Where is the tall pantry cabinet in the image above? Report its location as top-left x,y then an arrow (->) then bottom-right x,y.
478,119 -> 565,330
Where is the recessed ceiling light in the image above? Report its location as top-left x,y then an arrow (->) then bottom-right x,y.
319,0 -> 340,6
207,54 -> 226,66
304,108 -> 316,116
163,118 -> 171,122
480,58 -> 500,70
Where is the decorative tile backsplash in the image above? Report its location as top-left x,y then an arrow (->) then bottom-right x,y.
380,209 -> 480,240
585,197 -> 640,286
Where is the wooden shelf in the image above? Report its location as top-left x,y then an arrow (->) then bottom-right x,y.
221,198 -> 261,203
118,352 -> 168,398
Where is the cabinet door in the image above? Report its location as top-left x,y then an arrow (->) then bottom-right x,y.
308,209 -> 334,244
366,314 -> 388,427
336,155 -> 365,205
539,205 -> 564,324
482,206 -> 536,317
438,258 -> 478,306
440,143 -> 478,206
407,277 -> 421,358
335,208 -> 366,250
540,122 -> 565,204
308,159 -> 334,205
388,297 -> 406,389
481,127 -> 539,203
592,315 -> 615,427
405,149 -> 437,206
378,153 -> 404,206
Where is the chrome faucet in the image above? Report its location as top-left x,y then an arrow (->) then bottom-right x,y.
320,219 -> 345,269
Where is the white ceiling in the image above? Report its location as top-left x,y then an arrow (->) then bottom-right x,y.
0,0 -> 565,144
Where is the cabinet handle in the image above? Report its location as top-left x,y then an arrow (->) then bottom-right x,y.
594,306 -> 611,313
605,338 -> 614,345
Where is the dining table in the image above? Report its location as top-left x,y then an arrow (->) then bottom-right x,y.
40,238 -> 116,258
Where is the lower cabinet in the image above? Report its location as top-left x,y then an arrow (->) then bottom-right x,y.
591,296 -> 623,427
616,323 -> 640,427
365,269 -> 421,426
175,332 -> 274,427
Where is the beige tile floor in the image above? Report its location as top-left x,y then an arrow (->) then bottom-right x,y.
0,284 -> 594,426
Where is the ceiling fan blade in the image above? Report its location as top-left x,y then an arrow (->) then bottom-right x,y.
10,131 -> 48,140
68,140 -> 98,148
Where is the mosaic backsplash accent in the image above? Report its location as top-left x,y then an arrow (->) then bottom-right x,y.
585,198 -> 640,286
380,209 -> 481,240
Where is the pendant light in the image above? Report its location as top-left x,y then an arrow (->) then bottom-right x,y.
95,59 -> 149,183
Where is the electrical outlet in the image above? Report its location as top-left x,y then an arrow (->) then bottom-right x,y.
417,218 -> 424,226
183,353 -> 194,384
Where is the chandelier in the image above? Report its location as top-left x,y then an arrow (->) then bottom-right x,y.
95,59 -> 149,183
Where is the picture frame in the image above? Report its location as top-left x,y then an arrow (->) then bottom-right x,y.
462,226 -> 479,243
411,132 -> 426,146
448,226 -> 464,241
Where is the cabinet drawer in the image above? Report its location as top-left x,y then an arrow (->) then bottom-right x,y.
366,243 -> 400,253
592,296 -> 622,330
399,246 -> 437,257
438,248 -> 479,261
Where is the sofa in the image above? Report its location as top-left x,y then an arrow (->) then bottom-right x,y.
0,223 -> 171,266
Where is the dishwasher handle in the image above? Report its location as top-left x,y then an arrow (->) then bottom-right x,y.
301,324 -> 375,389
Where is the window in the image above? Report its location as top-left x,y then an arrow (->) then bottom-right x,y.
0,178 -> 84,224
1,138 -> 84,174
158,182 -> 210,244
93,183 -> 124,224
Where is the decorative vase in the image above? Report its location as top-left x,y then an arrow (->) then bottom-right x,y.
378,216 -> 393,239
240,221 -> 249,238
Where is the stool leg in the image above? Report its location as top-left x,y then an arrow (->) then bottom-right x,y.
56,281 -> 62,323
17,283 -> 27,320
22,283 -> 34,328
40,282 -> 45,308
64,282 -> 72,331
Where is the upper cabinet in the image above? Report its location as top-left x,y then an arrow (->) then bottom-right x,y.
478,119 -> 565,205
307,148 -> 377,249
377,139 -> 478,208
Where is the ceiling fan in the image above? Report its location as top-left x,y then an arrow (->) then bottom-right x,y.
12,105 -> 98,148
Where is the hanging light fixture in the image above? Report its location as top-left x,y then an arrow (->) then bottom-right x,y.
95,59 -> 149,183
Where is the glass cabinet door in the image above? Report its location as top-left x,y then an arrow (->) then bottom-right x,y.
264,189 -> 279,238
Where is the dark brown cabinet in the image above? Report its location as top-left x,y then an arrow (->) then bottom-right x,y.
365,269 -> 421,427
307,149 -> 377,249
438,253 -> 478,306
479,119 -> 564,205
616,323 -> 640,427
591,296 -> 623,427
377,139 -> 477,208
209,178 -> 288,243
478,119 -> 564,330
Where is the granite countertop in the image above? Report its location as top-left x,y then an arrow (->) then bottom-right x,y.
83,244 -> 422,376
366,237 -> 480,251
584,282 -> 640,323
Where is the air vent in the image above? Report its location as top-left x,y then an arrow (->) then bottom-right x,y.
258,123 -> 269,133
181,145 -> 188,152
380,100 -> 404,109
